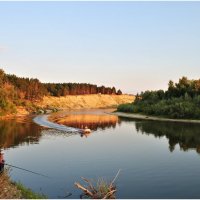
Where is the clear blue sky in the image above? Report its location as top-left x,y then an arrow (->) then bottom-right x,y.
1,2 -> 200,94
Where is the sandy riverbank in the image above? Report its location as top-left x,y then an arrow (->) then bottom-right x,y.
113,112 -> 200,124
0,94 -> 134,120
36,94 -> 135,109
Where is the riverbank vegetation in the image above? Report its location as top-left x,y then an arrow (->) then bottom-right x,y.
0,68 -> 122,115
0,170 -> 21,198
75,170 -> 120,199
0,169 -> 46,199
14,182 -> 47,199
118,77 -> 200,119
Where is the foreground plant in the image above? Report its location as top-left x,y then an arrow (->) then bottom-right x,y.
75,170 -> 120,199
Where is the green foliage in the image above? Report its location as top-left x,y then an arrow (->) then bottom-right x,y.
15,182 -> 47,199
117,77 -> 200,119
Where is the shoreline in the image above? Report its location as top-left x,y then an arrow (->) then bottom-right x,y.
0,170 -> 46,199
112,112 -> 200,124
0,106 -> 31,120
0,170 -> 21,199
0,113 -> 30,120
0,94 -> 134,121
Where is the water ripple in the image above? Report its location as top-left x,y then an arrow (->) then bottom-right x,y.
33,115 -> 81,133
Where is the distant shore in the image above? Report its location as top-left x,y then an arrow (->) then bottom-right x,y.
112,112 -> 200,124
0,94 -> 134,120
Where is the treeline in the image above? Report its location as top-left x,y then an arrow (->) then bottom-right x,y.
0,69 -> 122,114
6,74 -> 122,100
6,74 -> 47,100
44,83 -> 122,96
118,77 -> 200,119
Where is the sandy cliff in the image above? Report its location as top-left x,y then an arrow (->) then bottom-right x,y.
37,94 -> 135,109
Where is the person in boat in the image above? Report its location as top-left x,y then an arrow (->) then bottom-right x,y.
83,126 -> 91,133
0,150 -> 5,173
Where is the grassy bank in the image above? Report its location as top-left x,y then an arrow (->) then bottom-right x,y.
0,170 -> 21,199
0,170 -> 47,199
14,182 -> 47,199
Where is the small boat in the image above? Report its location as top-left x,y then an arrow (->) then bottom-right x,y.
83,126 -> 91,133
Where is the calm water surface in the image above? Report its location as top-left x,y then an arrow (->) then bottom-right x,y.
1,109 -> 200,198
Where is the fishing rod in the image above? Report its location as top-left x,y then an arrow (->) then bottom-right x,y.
5,163 -> 51,178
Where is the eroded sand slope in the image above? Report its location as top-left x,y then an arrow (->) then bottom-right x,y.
37,94 -> 134,109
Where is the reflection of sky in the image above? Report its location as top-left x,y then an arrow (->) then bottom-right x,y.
4,119 -> 200,198
1,2 -> 200,93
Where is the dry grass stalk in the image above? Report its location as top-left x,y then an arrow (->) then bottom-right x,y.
75,169 -> 121,199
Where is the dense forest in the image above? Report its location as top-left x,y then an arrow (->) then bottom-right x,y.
44,83 -> 122,96
118,77 -> 200,119
0,69 -> 122,115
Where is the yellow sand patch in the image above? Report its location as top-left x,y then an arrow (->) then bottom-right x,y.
37,94 -> 134,109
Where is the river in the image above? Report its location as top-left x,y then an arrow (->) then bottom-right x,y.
1,109 -> 200,198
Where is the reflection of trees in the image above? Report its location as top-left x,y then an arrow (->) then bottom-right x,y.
53,115 -> 120,131
0,118 -> 42,149
134,120 -> 200,153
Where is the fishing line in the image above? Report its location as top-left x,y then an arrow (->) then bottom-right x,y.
5,163 -> 51,178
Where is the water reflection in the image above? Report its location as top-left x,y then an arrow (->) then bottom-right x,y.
52,114 -> 119,131
0,117 -> 42,149
3,113 -> 200,198
129,118 -> 200,153
0,113 -> 120,149
2,112 -> 200,154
